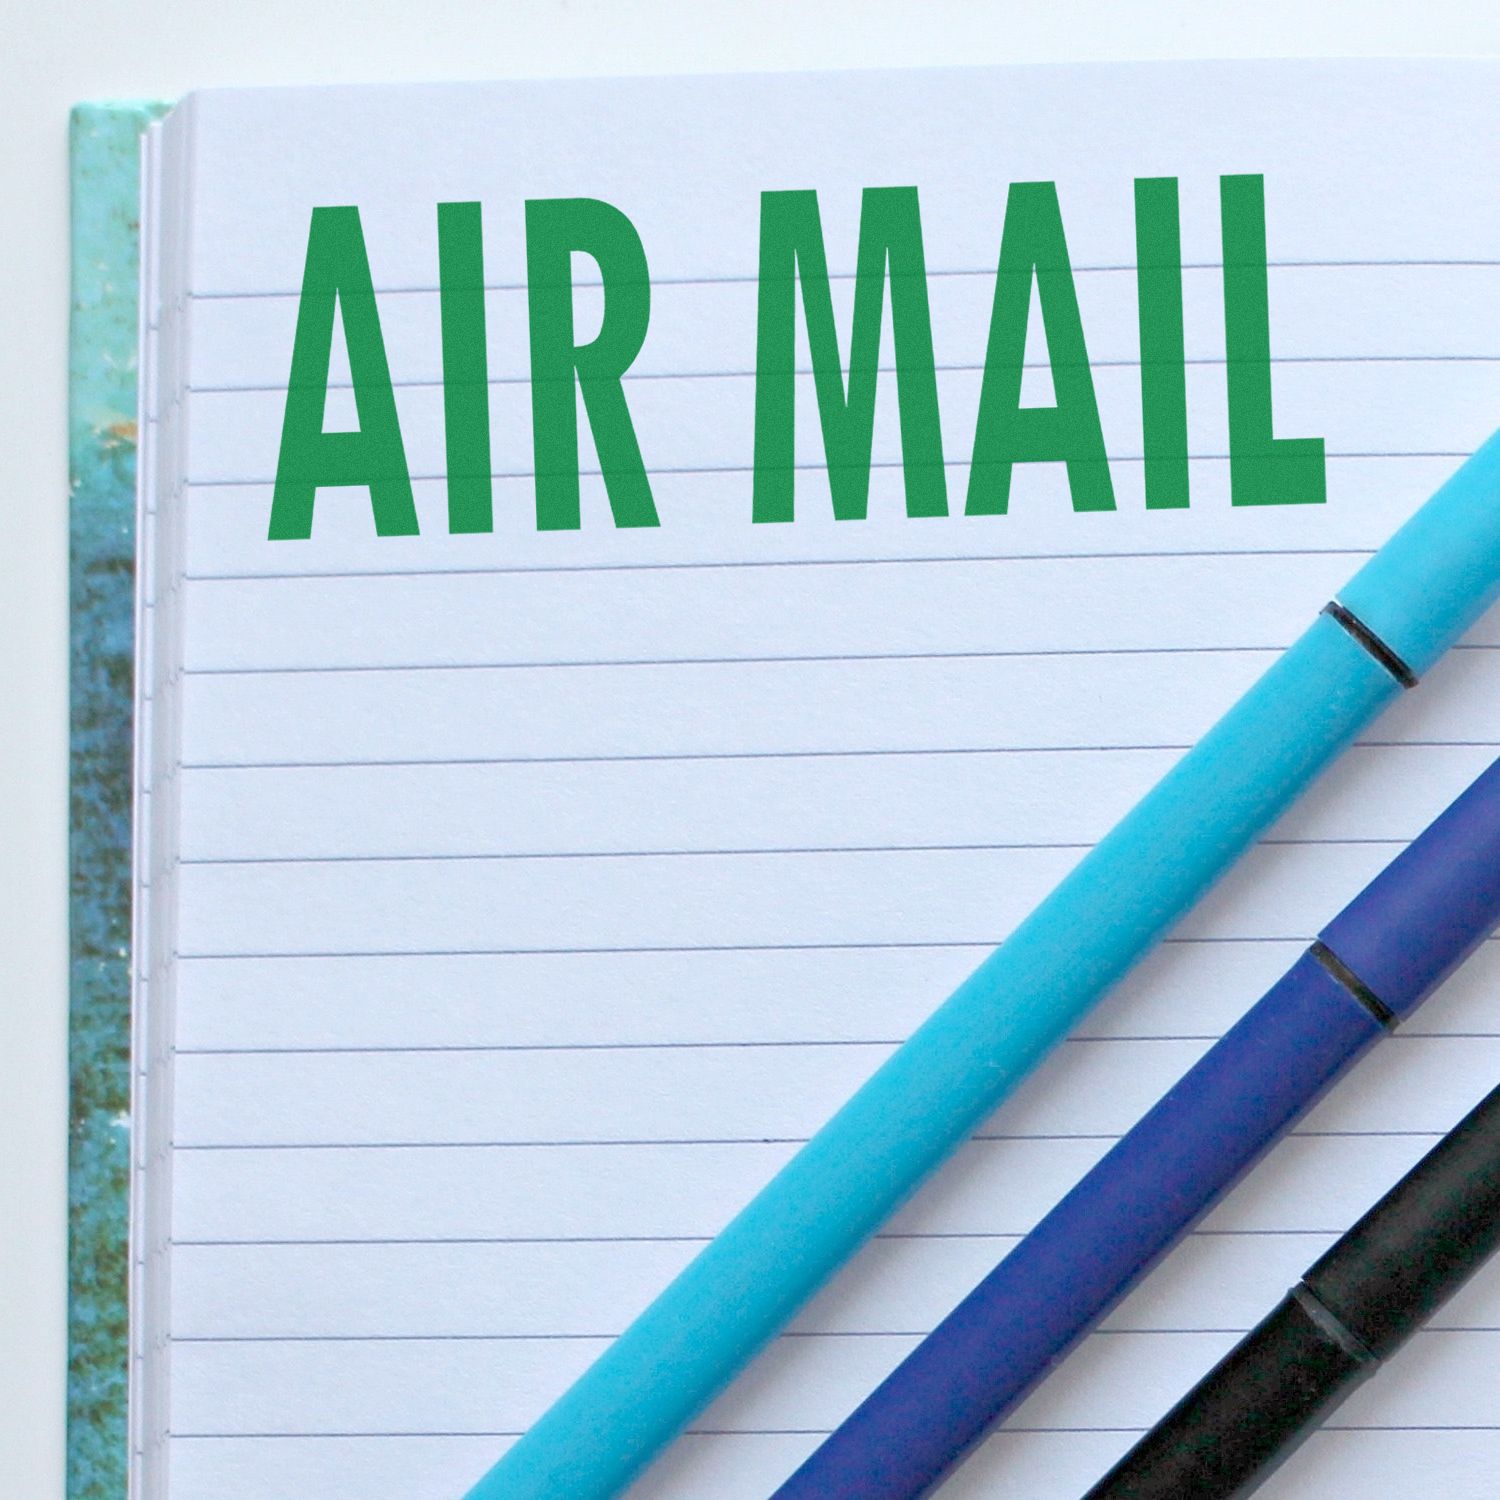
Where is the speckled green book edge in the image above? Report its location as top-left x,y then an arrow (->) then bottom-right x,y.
69,99 -> 170,1500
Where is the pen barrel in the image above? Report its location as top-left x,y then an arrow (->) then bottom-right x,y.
1340,423 -> 1500,676
1081,1289 -> 1375,1500
1319,756 -> 1500,1016
1307,1080 -> 1500,1356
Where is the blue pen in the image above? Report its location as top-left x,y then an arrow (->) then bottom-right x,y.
774,754 -> 1500,1500
465,433 -> 1500,1500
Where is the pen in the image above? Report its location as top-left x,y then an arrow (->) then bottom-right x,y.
1082,1077 -> 1500,1499
772,751 -> 1500,1499
466,434 -> 1500,1500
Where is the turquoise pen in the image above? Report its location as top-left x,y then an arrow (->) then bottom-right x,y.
465,432 -> 1500,1500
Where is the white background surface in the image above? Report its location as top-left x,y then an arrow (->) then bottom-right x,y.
8,3 -> 1500,1495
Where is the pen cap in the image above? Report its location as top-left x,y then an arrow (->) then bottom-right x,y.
1306,1080 -> 1500,1359
1339,426 -> 1500,678
1318,754 -> 1500,1017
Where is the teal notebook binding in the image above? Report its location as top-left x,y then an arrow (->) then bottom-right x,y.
68,99 -> 169,1500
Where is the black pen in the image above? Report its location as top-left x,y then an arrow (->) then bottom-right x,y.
1082,1079 -> 1500,1500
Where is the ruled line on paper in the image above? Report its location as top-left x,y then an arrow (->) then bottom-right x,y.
168,1037 -> 1220,1057
164,943 -> 1274,960
170,835 -> 1431,869
187,353 -> 1500,398
170,651 -> 1320,681
175,255 -> 1500,302
151,1328 -> 1178,1344
168,1032 -> 1498,1056
161,1323 -> 1500,1344
162,1423 -> 1500,1439
169,739 -> 1500,771
178,743 -> 1203,769
185,551 -> 1373,585
179,451 -> 1480,489
172,934 -> 1500,960
170,1128 -> 1451,1152
173,641 -> 1500,678
167,1228 -> 1346,1247
172,1430 -> 532,1440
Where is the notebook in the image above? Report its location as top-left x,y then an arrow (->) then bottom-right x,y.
70,59 -> 1500,1500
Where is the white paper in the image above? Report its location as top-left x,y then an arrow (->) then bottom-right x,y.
138,60 -> 1500,1500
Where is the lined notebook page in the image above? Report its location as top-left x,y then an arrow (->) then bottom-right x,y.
141,62 -> 1500,1499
